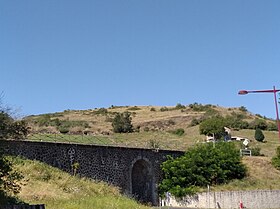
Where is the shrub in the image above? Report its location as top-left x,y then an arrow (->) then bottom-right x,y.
255,128 -> 265,142
150,107 -> 156,112
94,108 -> 108,115
272,146 -> 280,170
170,128 -> 185,136
149,139 -> 160,149
249,119 -> 268,130
190,118 -> 199,126
239,106 -> 248,112
59,126 -> 69,134
112,112 -> 133,133
160,107 -> 169,112
127,106 -> 141,111
175,103 -> 185,110
267,122 -> 278,131
251,147 -> 263,156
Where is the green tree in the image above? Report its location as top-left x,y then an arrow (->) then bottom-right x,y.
0,111 -> 29,140
255,128 -> 265,142
159,142 -> 246,197
112,112 -> 133,133
199,117 -> 226,140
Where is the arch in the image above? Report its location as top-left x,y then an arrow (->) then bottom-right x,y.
131,158 -> 154,204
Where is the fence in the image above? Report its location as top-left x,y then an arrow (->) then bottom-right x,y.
0,205 -> 45,209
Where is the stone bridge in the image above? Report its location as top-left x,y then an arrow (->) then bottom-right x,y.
0,140 -> 183,205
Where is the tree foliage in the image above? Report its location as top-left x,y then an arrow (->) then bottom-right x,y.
0,111 -> 29,140
254,128 -> 265,142
0,98 -> 24,202
112,112 -> 133,133
159,142 -> 247,197
199,117 -> 226,139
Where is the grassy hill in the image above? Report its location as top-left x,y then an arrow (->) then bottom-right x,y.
10,156 -> 151,209
25,104 -> 279,157
7,104 -> 280,206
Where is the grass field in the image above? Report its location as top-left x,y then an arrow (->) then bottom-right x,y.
28,127 -> 279,158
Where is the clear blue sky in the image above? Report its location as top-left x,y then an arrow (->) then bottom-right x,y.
1,0 -> 280,118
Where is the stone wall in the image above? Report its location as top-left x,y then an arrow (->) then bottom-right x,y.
0,140 -> 183,205
165,190 -> 280,208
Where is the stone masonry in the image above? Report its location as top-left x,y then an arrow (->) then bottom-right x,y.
0,140 -> 183,205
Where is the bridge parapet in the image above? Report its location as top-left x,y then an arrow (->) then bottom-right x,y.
0,140 -> 184,205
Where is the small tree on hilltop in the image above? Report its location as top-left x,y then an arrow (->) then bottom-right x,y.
255,128 -> 265,142
199,117 -> 227,140
112,112 -> 133,133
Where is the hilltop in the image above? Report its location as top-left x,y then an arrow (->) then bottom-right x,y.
24,103 -> 279,157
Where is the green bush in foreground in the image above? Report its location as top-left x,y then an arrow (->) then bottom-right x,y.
159,142 -> 247,198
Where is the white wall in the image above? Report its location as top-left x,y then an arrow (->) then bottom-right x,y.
162,190 -> 280,209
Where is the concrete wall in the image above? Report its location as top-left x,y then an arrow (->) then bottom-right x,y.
164,190 -> 280,209
0,140 -> 183,205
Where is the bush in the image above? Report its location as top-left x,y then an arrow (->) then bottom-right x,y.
94,108 -> 108,115
190,118 -> 201,126
251,147 -> 263,156
175,103 -> 185,110
249,119 -> 268,130
59,126 -> 69,134
160,107 -> 169,112
170,128 -> 185,136
150,107 -> 156,112
127,106 -> 141,111
272,146 -> 280,170
239,106 -> 248,112
112,112 -> 133,133
159,142 -> 247,197
255,128 -> 265,142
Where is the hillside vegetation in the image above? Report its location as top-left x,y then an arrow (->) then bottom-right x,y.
10,156 -> 151,209
25,104 -> 279,157
7,104 -> 280,204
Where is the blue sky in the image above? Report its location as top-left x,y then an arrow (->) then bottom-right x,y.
1,0 -> 280,118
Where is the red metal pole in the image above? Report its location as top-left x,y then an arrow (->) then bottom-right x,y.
273,86 -> 280,140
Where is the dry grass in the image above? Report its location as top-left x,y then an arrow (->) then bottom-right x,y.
10,157 -> 151,209
211,156 -> 280,191
27,105 -> 280,158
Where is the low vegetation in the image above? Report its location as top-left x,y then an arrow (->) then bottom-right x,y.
3,103 -> 280,204
9,156 -> 151,209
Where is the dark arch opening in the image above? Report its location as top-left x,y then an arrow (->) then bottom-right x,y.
131,159 -> 153,204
